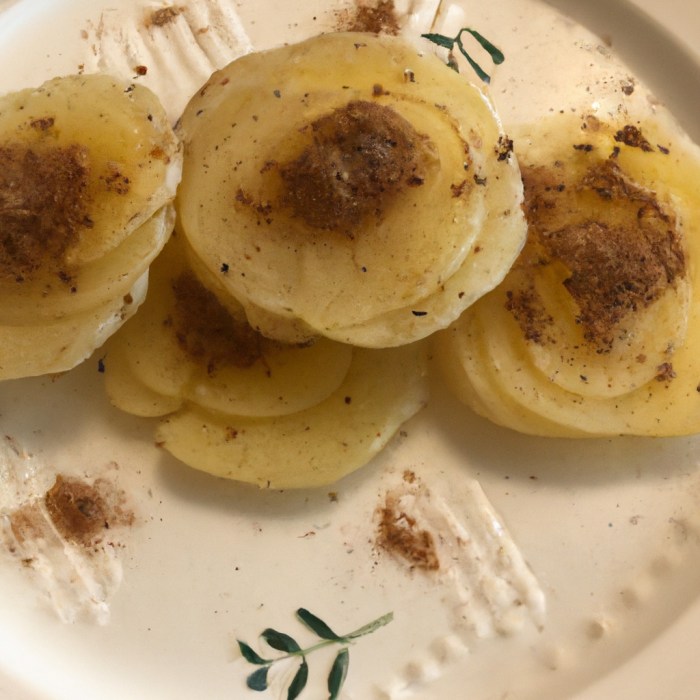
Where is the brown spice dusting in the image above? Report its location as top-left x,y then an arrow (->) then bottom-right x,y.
614,124 -> 654,152
9,504 -> 46,545
171,271 -> 264,372
505,288 -> 554,343
149,145 -> 169,162
100,162 -> 131,195
655,362 -> 676,382
513,156 -> 685,350
43,475 -> 133,547
496,135 -> 514,161
450,179 -> 471,198
335,0 -> 400,35
29,117 -> 55,131
279,101 -> 433,234
620,79 -> 635,96
377,493 -> 439,571
235,187 -> 273,223
44,475 -> 108,547
147,6 -> 182,28
0,142 -> 92,278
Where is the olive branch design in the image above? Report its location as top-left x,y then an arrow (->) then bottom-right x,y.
422,27 -> 505,83
237,608 -> 393,699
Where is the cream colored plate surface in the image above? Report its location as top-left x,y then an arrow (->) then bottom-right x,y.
1,1 -> 700,699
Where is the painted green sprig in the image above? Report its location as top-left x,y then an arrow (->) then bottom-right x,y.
237,608 -> 393,699
422,27 -> 505,83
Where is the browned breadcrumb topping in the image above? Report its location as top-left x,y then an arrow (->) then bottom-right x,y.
279,100 -> 432,234
0,142 -> 92,279
146,6 -> 182,28
377,492 -> 440,571
43,474 -> 133,547
508,153 -> 684,351
171,271 -> 263,372
335,0 -> 400,35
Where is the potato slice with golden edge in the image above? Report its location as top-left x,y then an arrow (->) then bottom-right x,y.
436,112 -> 700,437
0,74 -> 181,379
176,32 -> 526,347
103,235 -> 354,418
155,343 -> 429,489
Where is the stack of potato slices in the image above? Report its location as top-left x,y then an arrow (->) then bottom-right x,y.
0,74 -> 181,379
436,112 -> 700,437
103,32 -> 527,487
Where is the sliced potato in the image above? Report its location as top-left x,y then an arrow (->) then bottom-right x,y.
103,234 -> 429,487
0,206 -> 173,324
0,73 -> 180,272
0,74 -> 181,379
436,112 -> 700,436
0,273 -> 148,380
176,32 -> 526,346
105,235 -> 354,417
155,343 -> 429,488
102,341 -> 182,418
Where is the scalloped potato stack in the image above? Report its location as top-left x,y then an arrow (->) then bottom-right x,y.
436,112 -> 700,437
175,32 -> 527,347
0,74 -> 181,379
104,234 -> 429,488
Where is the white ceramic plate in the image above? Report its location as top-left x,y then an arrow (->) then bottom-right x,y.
1,1 -> 700,699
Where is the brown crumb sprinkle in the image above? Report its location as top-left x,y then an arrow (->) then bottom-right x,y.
335,0 -> 400,35
147,6 -> 182,28
42,475 -> 133,547
0,142 -> 92,278
655,362 -> 676,382
278,100 -> 433,235
44,475 -> 108,547
614,124 -> 654,152
376,493 -> 439,571
171,271 -> 264,372
509,155 -> 685,351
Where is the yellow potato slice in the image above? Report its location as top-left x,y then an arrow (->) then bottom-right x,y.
103,341 -> 182,418
436,112 -> 700,436
176,32 -> 526,346
0,73 -> 181,273
0,272 -> 148,380
0,74 -> 181,379
104,235 -> 354,418
155,343 -> 429,488
0,205 -> 173,324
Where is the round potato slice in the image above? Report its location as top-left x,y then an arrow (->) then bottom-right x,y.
436,112 -> 700,437
0,206 -> 173,324
155,343 -> 429,489
102,340 -> 183,418
176,32 -> 526,346
0,273 -> 148,380
0,73 -> 181,273
104,235 -> 354,418
0,74 -> 181,379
